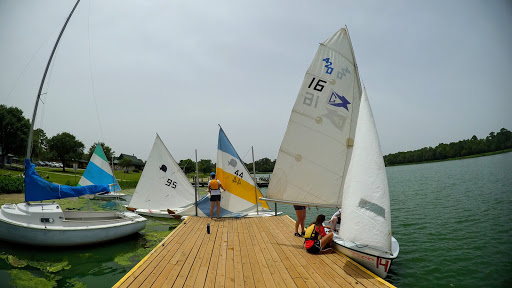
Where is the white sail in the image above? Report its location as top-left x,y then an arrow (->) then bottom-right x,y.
129,134 -> 196,211
267,28 -> 362,206
338,88 -> 392,253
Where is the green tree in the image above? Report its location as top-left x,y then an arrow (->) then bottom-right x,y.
178,159 -> 195,174
0,105 -> 30,168
48,132 -> 84,172
86,142 -> 115,162
119,158 -> 133,173
32,128 -> 48,161
198,159 -> 215,174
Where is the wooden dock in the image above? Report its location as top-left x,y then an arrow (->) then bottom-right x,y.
114,216 -> 395,288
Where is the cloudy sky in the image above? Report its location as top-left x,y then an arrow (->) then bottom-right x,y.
1,0 -> 511,162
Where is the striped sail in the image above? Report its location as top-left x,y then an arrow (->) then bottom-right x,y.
78,144 -> 120,191
216,128 -> 270,215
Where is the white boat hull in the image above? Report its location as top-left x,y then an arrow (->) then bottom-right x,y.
332,233 -> 399,278
0,203 -> 147,246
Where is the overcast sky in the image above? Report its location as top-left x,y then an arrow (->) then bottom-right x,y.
1,0 -> 511,163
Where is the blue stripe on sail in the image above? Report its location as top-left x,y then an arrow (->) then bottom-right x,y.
218,128 -> 239,160
82,161 -> 117,187
196,196 -> 234,217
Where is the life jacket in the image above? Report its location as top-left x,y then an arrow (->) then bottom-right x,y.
209,180 -> 220,190
304,224 -> 321,241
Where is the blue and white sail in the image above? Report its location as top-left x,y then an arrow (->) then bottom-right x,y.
25,159 -> 109,202
78,144 -> 120,192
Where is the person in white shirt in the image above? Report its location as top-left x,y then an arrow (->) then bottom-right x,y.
328,208 -> 342,232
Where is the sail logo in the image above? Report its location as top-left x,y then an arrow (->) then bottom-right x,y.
323,58 -> 333,74
328,91 -> 351,111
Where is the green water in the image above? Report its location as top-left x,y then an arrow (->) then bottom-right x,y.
1,153 -> 511,287
272,152 -> 512,287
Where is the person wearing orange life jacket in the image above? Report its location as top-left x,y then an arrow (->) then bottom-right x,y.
304,214 -> 334,254
208,172 -> 225,219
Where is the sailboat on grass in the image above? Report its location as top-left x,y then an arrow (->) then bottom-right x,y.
126,134 -> 199,218
263,28 -> 399,278
79,143 -> 126,200
178,127 -> 275,218
0,0 -> 146,246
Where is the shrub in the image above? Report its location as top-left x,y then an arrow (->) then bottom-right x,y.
119,180 -> 138,189
0,176 -> 24,194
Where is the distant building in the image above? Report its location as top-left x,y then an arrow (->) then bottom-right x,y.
115,154 -> 145,171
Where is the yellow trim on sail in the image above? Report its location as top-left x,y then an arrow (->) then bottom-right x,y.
216,168 -> 270,210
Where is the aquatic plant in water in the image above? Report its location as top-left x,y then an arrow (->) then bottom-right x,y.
9,269 -> 57,288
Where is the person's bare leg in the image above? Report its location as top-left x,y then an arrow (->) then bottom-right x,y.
319,232 -> 334,254
216,201 -> 221,219
300,210 -> 306,234
210,202 -> 215,219
294,210 -> 301,234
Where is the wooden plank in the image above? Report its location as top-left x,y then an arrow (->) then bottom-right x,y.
154,217 -> 208,287
172,218 -> 210,287
225,218 -> 235,288
266,216 -> 320,288
183,219 -> 217,288
214,219 -> 228,288
192,218 -> 222,287
237,218 -> 256,288
115,217 -> 193,288
115,216 -> 395,288
204,219 -> 224,287
232,219 -> 245,288
246,218 -> 276,287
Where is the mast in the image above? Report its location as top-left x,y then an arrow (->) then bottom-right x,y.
195,149 -> 199,216
251,146 -> 258,215
26,0 -> 81,159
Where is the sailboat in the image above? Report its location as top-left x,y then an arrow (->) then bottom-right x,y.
178,127 -> 275,218
79,143 -> 126,199
126,134 -> 199,218
263,28 -> 399,278
0,0 -> 146,246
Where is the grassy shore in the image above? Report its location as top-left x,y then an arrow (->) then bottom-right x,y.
386,148 -> 512,167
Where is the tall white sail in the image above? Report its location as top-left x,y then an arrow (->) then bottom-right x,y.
129,134 -> 195,211
267,28 -> 362,206
339,88 -> 392,253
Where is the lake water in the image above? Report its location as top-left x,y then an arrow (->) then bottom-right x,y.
0,153 -> 511,287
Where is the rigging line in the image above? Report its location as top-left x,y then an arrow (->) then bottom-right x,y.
88,0 -> 105,143
1,22 -> 65,105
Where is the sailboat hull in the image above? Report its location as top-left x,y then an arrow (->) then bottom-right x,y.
332,234 -> 399,278
0,203 -> 147,246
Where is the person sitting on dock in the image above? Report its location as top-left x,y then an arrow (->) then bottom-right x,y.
208,172 -> 225,219
328,207 -> 342,233
304,214 -> 334,254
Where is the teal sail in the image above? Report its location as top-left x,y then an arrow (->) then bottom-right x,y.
78,144 -> 120,192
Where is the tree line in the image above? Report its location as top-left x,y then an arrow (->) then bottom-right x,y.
383,128 -> 512,166
0,105 -> 278,173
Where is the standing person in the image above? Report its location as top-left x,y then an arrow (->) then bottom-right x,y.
293,205 -> 307,237
208,172 -> 225,219
304,214 -> 334,254
329,207 -> 342,232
